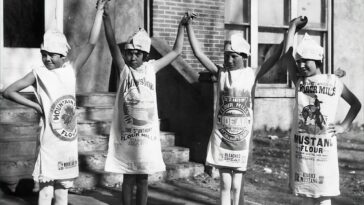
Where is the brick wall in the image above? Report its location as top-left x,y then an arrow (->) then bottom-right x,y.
152,0 -> 225,72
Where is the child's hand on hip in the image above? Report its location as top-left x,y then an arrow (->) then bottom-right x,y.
327,123 -> 346,136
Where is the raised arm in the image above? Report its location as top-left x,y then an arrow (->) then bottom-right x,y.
73,0 -> 106,74
255,42 -> 284,81
153,16 -> 186,72
281,16 -> 308,83
102,2 -> 125,72
327,85 -> 362,134
2,72 -> 42,114
185,13 -> 218,75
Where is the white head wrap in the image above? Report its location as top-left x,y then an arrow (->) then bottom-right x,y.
225,33 -> 250,55
125,28 -> 151,53
296,33 -> 324,61
40,30 -> 70,56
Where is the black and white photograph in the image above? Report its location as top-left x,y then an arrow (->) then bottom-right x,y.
0,0 -> 363,204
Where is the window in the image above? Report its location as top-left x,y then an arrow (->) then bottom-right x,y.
0,0 -> 63,90
225,0 -> 332,87
4,0 -> 44,48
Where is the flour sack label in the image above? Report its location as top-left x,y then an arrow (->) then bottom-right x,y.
217,95 -> 251,150
49,95 -> 77,141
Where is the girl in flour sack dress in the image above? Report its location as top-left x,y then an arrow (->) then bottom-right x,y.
280,16 -> 361,205
2,1 -> 107,204
102,4 -> 188,205
182,12 -> 284,205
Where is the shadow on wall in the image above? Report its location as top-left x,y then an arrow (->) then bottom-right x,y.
150,47 -> 215,163
64,0 -> 111,92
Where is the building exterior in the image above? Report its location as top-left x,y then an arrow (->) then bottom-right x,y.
1,0 -> 363,162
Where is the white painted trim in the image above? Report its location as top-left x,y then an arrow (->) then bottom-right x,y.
250,0 -> 258,68
327,0 -> 332,73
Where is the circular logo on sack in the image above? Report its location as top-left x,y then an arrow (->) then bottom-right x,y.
49,95 -> 77,141
217,96 -> 251,142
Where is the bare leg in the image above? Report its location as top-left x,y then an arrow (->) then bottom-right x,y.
136,174 -> 148,205
53,188 -> 68,205
220,168 -> 232,205
122,174 -> 136,205
238,173 -> 245,205
53,180 -> 71,205
231,171 -> 243,205
38,182 -> 54,205
316,197 -> 331,205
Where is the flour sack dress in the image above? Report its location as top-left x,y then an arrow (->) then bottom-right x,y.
105,61 -> 165,174
32,62 -> 78,182
290,74 -> 343,197
206,67 -> 255,171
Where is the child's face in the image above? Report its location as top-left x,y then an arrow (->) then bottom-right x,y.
41,50 -> 65,70
124,49 -> 144,69
296,58 -> 320,77
224,51 -> 246,71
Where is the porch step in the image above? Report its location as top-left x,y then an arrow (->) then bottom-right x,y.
77,106 -> 114,122
77,120 -> 111,136
79,146 -> 190,172
78,131 -> 175,152
0,94 -> 36,108
0,92 -> 205,192
0,107 -> 39,123
76,92 -> 116,107
0,159 -> 34,186
74,162 -> 205,189
0,122 -> 40,142
160,131 -> 176,147
161,146 -> 190,163
78,135 -> 109,153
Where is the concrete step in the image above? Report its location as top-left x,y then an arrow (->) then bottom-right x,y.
77,106 -> 114,121
0,108 -> 40,123
0,93 -> 37,108
76,92 -> 116,107
162,162 -> 205,181
0,99 -> 114,123
161,147 -> 189,164
79,146 -> 191,172
0,92 -> 116,108
0,123 -> 40,142
0,141 -> 37,161
77,120 -> 111,136
0,159 -> 34,186
78,130 -> 174,152
78,131 -> 176,153
160,131 -> 175,147
75,161 -> 205,189
79,151 -> 107,172
78,135 -> 109,153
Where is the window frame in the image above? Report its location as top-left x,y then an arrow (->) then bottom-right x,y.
0,0 -> 64,91
224,0 -> 333,88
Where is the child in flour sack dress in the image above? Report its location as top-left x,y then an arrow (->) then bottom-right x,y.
182,12 -> 284,205
280,16 -> 362,205
102,4 -> 188,205
2,0 -> 107,204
